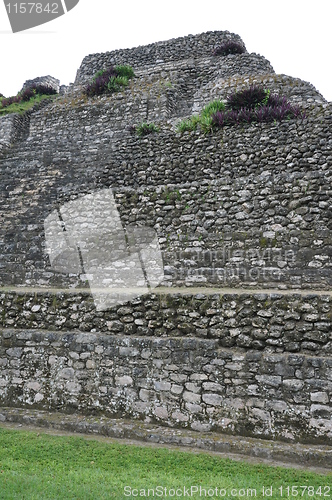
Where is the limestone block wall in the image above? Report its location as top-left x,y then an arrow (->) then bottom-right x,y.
25,53 -> 275,150
21,75 -> 60,93
1,290 -> 332,354
0,113 -> 30,149
0,99 -> 54,154
193,74 -> 326,114
1,290 -> 332,444
0,108 -> 331,289
0,114 -> 15,149
0,30 -> 332,446
75,30 -> 247,85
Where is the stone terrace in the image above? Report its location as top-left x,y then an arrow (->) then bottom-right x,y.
0,30 -> 332,453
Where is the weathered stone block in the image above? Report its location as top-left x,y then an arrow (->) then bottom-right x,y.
202,393 -> 223,406
115,376 -> 133,386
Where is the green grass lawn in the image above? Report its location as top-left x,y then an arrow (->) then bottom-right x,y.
0,427 -> 330,499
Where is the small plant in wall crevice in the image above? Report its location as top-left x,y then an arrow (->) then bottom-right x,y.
85,65 -> 135,97
135,122 -> 159,137
176,100 -> 226,134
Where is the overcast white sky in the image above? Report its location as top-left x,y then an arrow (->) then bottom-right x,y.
0,0 -> 331,101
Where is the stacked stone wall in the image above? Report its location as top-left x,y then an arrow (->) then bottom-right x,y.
75,30 -> 247,84
0,99 -> 55,155
0,30 -> 331,447
0,108 -> 331,288
21,75 -> 60,93
0,113 -> 30,150
1,290 -> 332,353
1,290 -> 332,443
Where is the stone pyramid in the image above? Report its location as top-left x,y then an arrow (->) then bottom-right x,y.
0,31 -> 331,448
